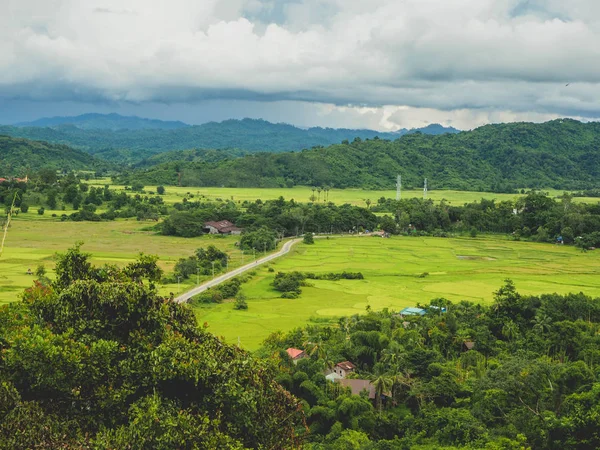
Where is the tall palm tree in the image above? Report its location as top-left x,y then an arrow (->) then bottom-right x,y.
532,313 -> 552,336
502,320 -> 519,342
371,373 -> 393,413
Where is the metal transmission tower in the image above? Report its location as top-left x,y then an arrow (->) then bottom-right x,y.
396,175 -> 402,200
423,178 -> 428,199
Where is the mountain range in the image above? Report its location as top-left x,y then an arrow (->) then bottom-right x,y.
1,114 -> 460,164
118,119 -> 600,192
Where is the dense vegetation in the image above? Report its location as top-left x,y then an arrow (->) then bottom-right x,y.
0,246 -> 304,448
262,282 -> 600,449
156,191 -> 600,249
0,135 -> 106,176
0,171 -> 165,221
120,119 -> 600,191
1,118 -> 457,165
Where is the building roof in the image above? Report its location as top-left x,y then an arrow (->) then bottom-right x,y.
335,361 -> 356,371
286,348 -> 305,359
337,379 -> 377,399
400,307 -> 426,316
463,340 -> 476,350
204,220 -> 242,233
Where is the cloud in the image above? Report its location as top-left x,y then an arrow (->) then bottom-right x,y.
2,0 -> 600,128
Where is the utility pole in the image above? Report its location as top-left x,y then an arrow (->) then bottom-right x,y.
263,242 -> 267,255
396,175 -> 401,200
423,178 -> 428,199
241,250 -> 244,265
211,261 -> 215,278
177,276 -> 181,293
196,267 -> 199,285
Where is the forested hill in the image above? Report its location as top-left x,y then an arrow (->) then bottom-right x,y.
0,117 -> 459,164
0,135 -> 106,175
119,119 -> 600,191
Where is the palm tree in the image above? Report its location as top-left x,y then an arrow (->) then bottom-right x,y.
317,187 -> 322,202
371,373 -> 393,413
501,320 -> 519,342
532,313 -> 552,336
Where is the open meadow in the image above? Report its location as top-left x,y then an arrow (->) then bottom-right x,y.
195,235 -> 600,350
0,218 -> 248,305
86,179 -> 599,206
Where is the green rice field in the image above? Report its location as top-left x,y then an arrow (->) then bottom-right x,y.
86,180 -> 599,206
0,218 -> 246,305
195,235 -> 600,350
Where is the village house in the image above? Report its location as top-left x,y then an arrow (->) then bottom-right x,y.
286,348 -> 307,364
203,220 -> 243,235
333,361 -> 355,378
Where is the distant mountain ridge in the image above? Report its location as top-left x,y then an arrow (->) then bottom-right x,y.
1,115 -> 460,164
16,113 -> 189,131
117,119 -> 600,191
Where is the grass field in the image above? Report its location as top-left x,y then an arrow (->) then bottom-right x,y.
194,236 -> 600,350
0,218 -> 249,305
86,179 -> 599,206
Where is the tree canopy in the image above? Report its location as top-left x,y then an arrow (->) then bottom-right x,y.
0,245 -> 304,448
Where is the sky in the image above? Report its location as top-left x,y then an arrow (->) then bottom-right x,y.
2,0 -> 600,131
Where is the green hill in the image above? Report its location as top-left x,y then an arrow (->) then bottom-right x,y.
0,117 -> 459,164
119,119 -> 600,191
0,135 -> 105,175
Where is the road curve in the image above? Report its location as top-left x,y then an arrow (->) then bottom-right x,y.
174,238 -> 302,304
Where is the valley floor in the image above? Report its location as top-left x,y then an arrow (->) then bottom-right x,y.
194,235 -> 600,349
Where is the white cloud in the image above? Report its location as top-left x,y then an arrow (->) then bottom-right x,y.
2,0 -> 600,129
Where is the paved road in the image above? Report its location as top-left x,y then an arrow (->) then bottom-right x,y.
174,238 -> 302,303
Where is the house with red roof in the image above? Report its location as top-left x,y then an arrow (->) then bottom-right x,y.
286,348 -> 306,363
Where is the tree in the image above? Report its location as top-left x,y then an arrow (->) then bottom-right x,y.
234,292 -> 248,310
371,373 -> 393,413
0,244 -> 305,447
37,207 -> 45,215
19,203 -> 28,213
239,227 -> 277,252
303,232 -> 315,244
156,185 -> 165,195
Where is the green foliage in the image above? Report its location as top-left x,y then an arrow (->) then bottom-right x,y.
0,244 -> 304,447
264,283 -> 600,449
156,185 -> 165,195
0,135 -> 108,175
240,227 -> 277,251
304,232 -> 315,244
272,271 -> 306,297
234,292 -> 248,310
117,119 -> 600,190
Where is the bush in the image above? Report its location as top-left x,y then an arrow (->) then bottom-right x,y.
20,203 -> 29,213
272,271 -> 305,297
303,233 -> 314,244
37,207 -> 45,215
234,292 -> 248,310
156,185 -> 165,195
